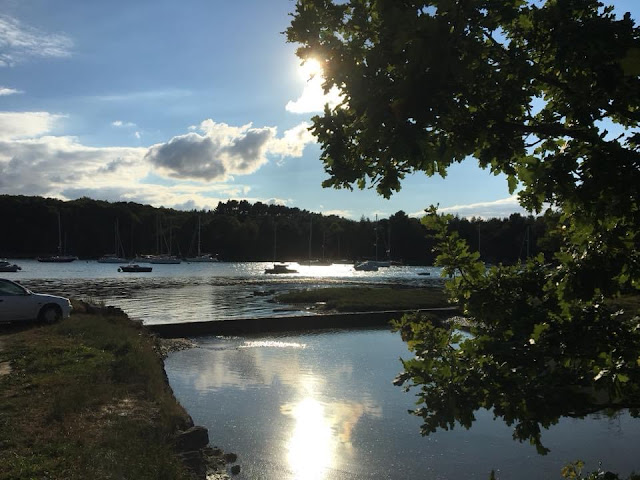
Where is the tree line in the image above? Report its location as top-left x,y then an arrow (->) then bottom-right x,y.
0,194 -> 556,264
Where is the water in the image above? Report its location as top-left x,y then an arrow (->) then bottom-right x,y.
165,330 -> 640,479
5,259 -> 442,324
5,259 -> 640,477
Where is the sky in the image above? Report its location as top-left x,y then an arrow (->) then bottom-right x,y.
0,0 -> 638,220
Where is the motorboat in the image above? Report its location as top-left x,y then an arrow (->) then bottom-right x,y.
264,263 -> 298,274
0,260 -> 21,272
118,264 -> 152,273
354,260 -> 379,272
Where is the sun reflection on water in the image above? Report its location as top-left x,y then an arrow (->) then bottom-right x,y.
283,397 -> 334,480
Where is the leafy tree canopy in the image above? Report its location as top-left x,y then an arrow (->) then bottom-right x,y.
288,0 -> 640,454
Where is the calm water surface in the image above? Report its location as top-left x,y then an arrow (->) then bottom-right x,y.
165,330 -> 640,479
6,259 -> 640,477
7,259 -> 442,323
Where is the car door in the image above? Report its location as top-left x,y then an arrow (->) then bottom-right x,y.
0,279 -> 37,321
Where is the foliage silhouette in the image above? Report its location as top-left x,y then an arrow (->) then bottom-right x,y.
288,0 -> 640,453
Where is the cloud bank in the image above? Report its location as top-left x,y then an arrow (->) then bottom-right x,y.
146,120 -> 315,181
0,111 -> 316,209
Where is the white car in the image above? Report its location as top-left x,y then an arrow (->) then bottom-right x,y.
0,278 -> 72,323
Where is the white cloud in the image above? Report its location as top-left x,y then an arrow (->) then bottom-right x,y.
0,135 -> 147,196
0,86 -> 22,96
146,120 -> 315,181
0,112 -> 315,209
0,14 -> 72,67
0,111 -> 63,140
134,131 -> 141,139
111,120 -> 136,128
286,75 -> 343,114
268,122 -> 316,157
320,209 -> 353,218
410,196 -> 531,219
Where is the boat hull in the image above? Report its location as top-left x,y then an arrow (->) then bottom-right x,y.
118,265 -> 152,272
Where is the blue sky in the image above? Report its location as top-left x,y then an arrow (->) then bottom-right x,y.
1,1 -> 637,220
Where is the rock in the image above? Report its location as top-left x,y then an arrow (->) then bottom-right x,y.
177,450 -> 207,478
174,426 -> 210,452
223,452 -> 237,463
231,465 -> 241,475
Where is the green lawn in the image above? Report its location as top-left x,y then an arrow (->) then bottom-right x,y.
0,310 -> 192,480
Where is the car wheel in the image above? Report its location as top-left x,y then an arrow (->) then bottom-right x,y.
39,305 -> 62,324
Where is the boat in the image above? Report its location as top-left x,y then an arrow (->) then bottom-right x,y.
149,255 -> 181,264
264,263 -> 298,274
354,260 -> 379,272
38,211 -> 77,262
0,260 -> 21,272
98,219 -> 127,263
185,216 -> 219,262
118,264 -> 152,273
149,216 -> 181,264
186,253 -> 218,262
37,255 -> 78,263
97,255 -> 128,263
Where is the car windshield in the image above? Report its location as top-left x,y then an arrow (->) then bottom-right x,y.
0,280 -> 28,296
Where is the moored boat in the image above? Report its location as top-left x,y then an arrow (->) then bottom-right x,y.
354,260 -> 379,272
185,253 -> 218,263
118,264 -> 153,272
0,260 -> 21,272
97,255 -> 128,263
264,263 -> 298,274
37,255 -> 78,263
149,255 -> 181,264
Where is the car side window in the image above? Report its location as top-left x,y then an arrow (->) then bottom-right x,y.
0,280 -> 27,296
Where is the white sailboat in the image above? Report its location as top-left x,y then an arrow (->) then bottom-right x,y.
150,216 -> 181,264
98,219 -> 127,263
185,216 -> 218,262
37,211 -> 78,262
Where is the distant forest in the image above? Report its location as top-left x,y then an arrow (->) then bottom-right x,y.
0,195 -> 559,264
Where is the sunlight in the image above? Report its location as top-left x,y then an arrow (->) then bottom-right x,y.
285,397 -> 334,480
298,57 -> 324,81
287,58 -> 343,114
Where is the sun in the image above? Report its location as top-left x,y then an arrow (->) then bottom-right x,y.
298,58 -> 323,81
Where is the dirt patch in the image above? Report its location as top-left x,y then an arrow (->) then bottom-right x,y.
0,337 -> 11,377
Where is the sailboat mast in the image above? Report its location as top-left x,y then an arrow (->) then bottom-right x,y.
375,214 -> 378,261
308,215 -> 313,265
197,216 -> 202,257
57,211 -> 63,255
273,222 -> 277,262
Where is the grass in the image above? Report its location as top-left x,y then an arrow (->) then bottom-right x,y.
275,286 -> 449,312
0,311 -> 193,480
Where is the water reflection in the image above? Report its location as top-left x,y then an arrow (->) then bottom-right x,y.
164,330 -> 640,480
283,397 -> 333,480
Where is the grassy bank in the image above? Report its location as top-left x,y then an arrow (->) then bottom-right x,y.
0,309 -> 198,479
275,286 -> 449,312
